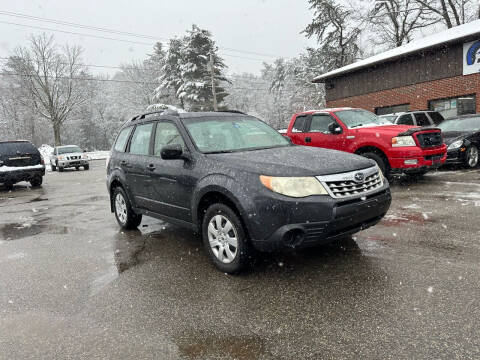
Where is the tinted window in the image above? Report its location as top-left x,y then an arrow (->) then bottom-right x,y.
154,122 -> 185,156
0,141 -> 37,155
428,112 -> 444,125
129,123 -> 153,155
114,127 -> 133,152
309,114 -> 332,133
184,116 -> 289,153
292,116 -> 307,132
396,114 -> 414,125
415,113 -> 430,127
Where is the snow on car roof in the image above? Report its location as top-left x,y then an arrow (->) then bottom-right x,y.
313,19 -> 480,82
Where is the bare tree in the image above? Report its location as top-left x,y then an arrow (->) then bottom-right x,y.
367,0 -> 439,48
3,34 -> 88,145
414,0 -> 479,28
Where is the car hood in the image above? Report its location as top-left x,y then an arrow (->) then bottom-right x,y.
354,124 -> 416,136
441,131 -> 475,146
57,152 -> 84,157
206,146 -> 375,176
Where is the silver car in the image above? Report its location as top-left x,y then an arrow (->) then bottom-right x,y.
50,145 -> 90,172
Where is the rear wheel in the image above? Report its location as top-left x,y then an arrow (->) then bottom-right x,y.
3,181 -> 14,190
30,175 -> 43,188
360,152 -> 390,179
112,186 -> 142,229
465,145 -> 479,168
202,203 -> 250,274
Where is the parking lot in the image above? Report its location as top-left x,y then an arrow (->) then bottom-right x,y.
1,161 -> 480,359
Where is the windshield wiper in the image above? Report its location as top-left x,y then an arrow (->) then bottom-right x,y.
350,124 -> 363,128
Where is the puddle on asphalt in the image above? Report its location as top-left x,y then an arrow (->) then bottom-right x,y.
27,196 -> 49,203
176,333 -> 265,360
0,222 -> 68,241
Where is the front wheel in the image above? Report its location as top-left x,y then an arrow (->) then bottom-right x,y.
360,152 -> 390,179
58,167 -> 64,172
112,186 -> 142,229
84,164 -> 90,170
202,203 -> 251,274
465,145 -> 479,168
51,164 -> 57,171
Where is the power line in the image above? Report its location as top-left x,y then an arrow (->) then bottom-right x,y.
0,72 -> 270,90
0,20 -> 269,62
0,10 -> 283,59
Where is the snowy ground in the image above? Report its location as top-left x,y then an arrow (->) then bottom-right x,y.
1,164 -> 480,359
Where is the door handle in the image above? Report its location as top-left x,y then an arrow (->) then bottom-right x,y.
305,137 -> 312,143
120,160 -> 130,168
146,164 -> 155,171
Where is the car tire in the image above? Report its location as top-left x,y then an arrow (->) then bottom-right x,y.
84,164 -> 90,170
465,145 -> 479,168
360,152 -> 390,179
30,175 -> 43,188
202,203 -> 250,274
51,164 -> 57,171
4,181 -> 14,190
112,186 -> 142,229
59,167 -> 64,172
75,166 -> 80,171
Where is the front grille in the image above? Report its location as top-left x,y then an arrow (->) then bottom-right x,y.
67,156 -> 79,160
416,132 -> 442,148
324,172 -> 382,198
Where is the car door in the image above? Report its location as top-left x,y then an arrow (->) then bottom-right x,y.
396,114 -> 415,126
123,122 -> 155,209
288,115 -> 308,145
143,121 -> 194,222
305,113 -> 346,150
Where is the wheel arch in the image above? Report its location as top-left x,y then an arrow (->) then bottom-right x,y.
354,145 -> 391,168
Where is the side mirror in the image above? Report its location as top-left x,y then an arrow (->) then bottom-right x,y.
161,144 -> 184,160
328,122 -> 343,134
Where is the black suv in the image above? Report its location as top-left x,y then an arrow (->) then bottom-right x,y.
0,140 -> 45,190
107,111 -> 392,273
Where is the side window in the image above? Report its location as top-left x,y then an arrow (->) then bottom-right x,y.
308,114 -> 333,133
428,112 -> 444,125
128,123 -> 153,155
397,114 -> 414,125
153,122 -> 185,156
292,116 -> 307,133
114,127 -> 133,152
414,113 -> 430,127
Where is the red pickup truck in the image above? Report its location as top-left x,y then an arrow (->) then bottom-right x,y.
286,108 -> 447,178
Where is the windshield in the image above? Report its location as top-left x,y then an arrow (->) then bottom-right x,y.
437,117 -> 480,132
335,109 -> 392,129
58,146 -> 82,154
380,115 -> 397,122
184,116 -> 290,153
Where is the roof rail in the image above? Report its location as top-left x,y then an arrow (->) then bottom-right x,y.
216,110 -> 246,115
130,109 -> 179,122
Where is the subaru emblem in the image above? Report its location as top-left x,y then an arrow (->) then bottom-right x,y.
354,172 -> 365,183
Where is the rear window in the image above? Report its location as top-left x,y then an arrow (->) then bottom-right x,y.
0,141 -> 38,156
292,116 -> 307,132
114,127 -> 133,152
415,113 -> 431,127
429,112 -> 444,125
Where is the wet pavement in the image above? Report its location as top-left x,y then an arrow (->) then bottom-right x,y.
1,162 -> 480,359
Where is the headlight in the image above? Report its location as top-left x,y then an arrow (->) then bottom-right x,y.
392,136 -> 416,147
260,176 -> 328,197
58,155 -> 65,160
81,154 -> 88,159
447,140 -> 463,150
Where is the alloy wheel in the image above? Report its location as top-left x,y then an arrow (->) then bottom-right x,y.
207,214 -> 238,264
468,146 -> 479,167
115,193 -> 128,225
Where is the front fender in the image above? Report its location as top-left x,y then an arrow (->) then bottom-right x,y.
191,173 -> 257,230
107,168 -> 135,212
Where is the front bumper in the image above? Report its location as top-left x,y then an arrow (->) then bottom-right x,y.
0,166 -> 45,184
248,187 -> 391,252
388,145 -> 447,171
444,147 -> 467,164
58,159 -> 89,167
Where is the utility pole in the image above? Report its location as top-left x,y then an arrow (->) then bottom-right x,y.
209,52 -> 218,111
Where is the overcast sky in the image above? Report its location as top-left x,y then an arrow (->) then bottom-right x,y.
0,0 -> 318,75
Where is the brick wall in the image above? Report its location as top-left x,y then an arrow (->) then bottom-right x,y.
326,73 -> 480,113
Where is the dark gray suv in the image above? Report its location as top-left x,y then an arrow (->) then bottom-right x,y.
106,111 -> 391,273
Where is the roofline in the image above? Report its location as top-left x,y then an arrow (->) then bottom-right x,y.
313,20 -> 480,83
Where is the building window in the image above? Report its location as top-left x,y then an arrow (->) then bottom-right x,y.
429,95 -> 476,119
375,104 -> 410,115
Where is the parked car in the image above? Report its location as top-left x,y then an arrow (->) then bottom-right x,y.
380,110 -> 445,127
0,140 -> 45,189
107,111 -> 391,273
437,114 -> 480,168
286,108 -> 447,178
50,145 -> 90,172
